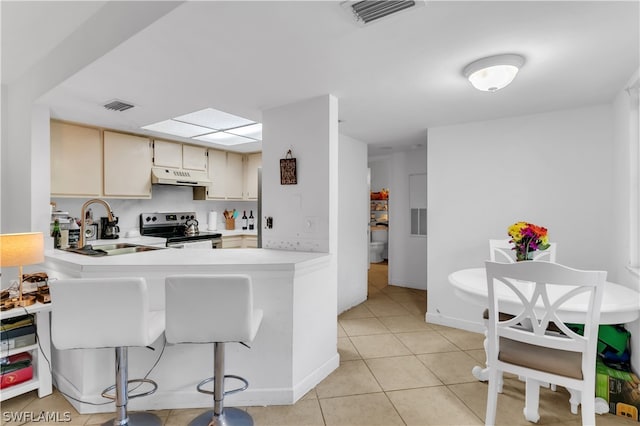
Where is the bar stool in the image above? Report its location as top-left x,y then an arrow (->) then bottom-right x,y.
165,274 -> 263,426
50,277 -> 165,426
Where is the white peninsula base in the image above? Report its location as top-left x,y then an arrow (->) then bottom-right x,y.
44,248 -> 337,413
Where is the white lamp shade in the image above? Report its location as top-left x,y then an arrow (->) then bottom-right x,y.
0,232 -> 44,267
463,54 -> 525,92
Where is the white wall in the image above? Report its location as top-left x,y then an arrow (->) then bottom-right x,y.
611,70 -> 640,373
338,134 -> 368,313
427,105 -> 614,330
261,95 -> 338,254
611,69 -> 640,288
388,149 -> 428,289
368,157 -> 390,192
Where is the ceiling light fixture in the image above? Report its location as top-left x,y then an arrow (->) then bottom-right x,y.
463,54 -> 525,92
142,108 -> 261,147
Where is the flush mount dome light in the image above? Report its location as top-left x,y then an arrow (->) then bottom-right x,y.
463,54 -> 525,92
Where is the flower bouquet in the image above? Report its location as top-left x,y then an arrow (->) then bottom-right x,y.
507,222 -> 550,261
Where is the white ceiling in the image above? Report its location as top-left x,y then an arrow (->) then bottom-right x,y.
3,1 -> 639,156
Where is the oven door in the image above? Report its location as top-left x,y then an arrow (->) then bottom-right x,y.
167,240 -> 213,249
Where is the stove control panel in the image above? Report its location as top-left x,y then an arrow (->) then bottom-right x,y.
140,212 -> 196,228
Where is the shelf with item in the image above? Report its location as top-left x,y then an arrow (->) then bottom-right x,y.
0,303 -> 52,401
370,198 -> 388,224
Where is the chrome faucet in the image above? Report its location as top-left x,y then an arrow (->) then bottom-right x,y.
79,199 -> 114,248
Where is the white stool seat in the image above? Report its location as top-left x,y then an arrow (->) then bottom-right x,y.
51,277 -> 164,349
165,274 -> 263,426
50,277 -> 165,426
166,274 -> 262,344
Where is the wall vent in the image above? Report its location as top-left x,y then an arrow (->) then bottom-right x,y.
103,100 -> 135,112
341,1 -> 424,26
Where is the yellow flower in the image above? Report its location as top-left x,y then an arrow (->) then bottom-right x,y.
507,221 -> 527,242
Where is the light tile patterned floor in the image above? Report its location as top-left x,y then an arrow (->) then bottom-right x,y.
1,263 -> 637,425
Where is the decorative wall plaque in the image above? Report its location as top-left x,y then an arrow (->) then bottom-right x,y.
280,149 -> 297,185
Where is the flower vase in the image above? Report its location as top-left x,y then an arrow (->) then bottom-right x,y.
516,250 -> 534,262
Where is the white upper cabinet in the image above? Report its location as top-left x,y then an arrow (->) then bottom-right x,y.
50,121 -> 102,197
103,131 -> 152,198
153,140 -> 182,168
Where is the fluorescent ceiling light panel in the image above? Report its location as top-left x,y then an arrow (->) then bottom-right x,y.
226,123 -> 262,140
141,119 -> 213,138
194,132 -> 256,146
175,108 -> 255,130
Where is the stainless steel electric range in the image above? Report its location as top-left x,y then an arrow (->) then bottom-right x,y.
139,212 -> 222,249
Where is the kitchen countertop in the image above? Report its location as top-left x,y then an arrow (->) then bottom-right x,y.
45,246 -> 327,271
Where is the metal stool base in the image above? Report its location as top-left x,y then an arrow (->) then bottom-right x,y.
188,408 -> 254,426
102,412 -> 163,426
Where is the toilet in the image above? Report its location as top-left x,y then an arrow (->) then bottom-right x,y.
370,227 -> 388,263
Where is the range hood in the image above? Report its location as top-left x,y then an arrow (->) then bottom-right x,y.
151,167 -> 211,187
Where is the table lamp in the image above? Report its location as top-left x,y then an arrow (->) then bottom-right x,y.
0,232 -> 44,307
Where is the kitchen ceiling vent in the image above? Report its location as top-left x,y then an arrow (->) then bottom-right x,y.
103,100 -> 135,112
341,0 -> 424,26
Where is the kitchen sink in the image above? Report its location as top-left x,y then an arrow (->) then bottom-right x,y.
63,243 -> 164,256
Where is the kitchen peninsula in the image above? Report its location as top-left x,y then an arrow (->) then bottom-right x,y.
44,247 -> 337,413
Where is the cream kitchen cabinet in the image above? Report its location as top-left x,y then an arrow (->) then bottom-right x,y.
221,234 -> 257,248
154,140 -> 207,171
153,140 -> 182,169
244,152 -> 262,200
243,235 -> 258,248
50,121 -> 102,197
225,152 -> 244,199
193,150 -> 261,201
221,235 -> 242,248
182,145 -> 207,171
202,149 -> 227,199
51,122 -> 152,199
103,131 -> 152,198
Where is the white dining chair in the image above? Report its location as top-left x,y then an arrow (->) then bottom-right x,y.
484,260 -> 606,426
489,239 -> 557,263
483,239 -> 559,393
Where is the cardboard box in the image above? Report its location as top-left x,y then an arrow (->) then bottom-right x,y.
596,359 -> 640,421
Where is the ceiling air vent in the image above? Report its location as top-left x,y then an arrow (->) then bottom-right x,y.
341,1 -> 424,26
103,100 -> 135,112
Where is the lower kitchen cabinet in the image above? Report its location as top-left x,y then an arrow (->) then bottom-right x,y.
221,235 -> 257,248
243,235 -> 257,248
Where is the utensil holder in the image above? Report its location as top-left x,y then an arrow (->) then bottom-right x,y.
225,218 -> 235,230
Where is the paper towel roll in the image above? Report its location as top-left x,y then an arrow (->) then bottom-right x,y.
208,211 -> 218,231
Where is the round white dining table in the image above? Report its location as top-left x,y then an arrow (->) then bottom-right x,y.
449,267 -> 640,325
448,267 -> 640,417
